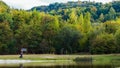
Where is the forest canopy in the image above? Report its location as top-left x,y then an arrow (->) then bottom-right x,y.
0,1 -> 120,54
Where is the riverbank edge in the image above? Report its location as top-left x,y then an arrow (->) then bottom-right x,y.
0,54 -> 120,64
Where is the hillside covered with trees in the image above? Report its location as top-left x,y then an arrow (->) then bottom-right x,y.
31,1 -> 120,23
0,1 -> 120,54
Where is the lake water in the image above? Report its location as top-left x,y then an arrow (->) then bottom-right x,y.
0,61 -> 120,68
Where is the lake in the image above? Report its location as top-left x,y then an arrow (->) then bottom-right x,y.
0,60 -> 120,68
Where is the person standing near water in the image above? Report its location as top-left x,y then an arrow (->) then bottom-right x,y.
19,50 -> 23,58
19,48 -> 27,58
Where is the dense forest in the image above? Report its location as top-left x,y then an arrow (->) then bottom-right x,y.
0,1 -> 120,54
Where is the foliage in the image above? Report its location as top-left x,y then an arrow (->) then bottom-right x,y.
115,29 -> 120,53
90,33 -> 117,54
0,22 -> 13,54
55,24 -> 82,54
0,1 -> 9,13
0,1 -> 120,54
31,1 -> 120,23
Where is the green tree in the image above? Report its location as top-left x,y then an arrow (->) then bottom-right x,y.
79,12 -> 92,52
90,33 -> 117,54
105,7 -> 116,21
82,12 -> 92,33
11,10 -> 31,32
40,14 -> 59,53
103,21 -> 120,34
68,9 -> 77,24
78,13 -> 84,25
55,24 -> 82,54
114,29 -> 120,53
0,22 -> 13,54
0,12 -> 13,23
15,22 -> 42,54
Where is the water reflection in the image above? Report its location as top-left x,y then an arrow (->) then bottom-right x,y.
73,57 -> 93,65
0,64 -> 119,68
17,64 -> 115,68
19,64 -> 23,68
1,59 -> 120,68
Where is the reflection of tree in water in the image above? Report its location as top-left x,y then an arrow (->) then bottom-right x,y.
17,60 -> 119,68
111,59 -> 120,68
19,64 -> 23,68
73,57 -> 93,67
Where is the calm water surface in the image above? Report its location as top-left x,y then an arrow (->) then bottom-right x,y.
18,64 -> 117,68
0,61 -> 120,68
0,64 -> 119,68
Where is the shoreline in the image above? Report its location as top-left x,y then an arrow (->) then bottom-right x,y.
0,54 -> 119,64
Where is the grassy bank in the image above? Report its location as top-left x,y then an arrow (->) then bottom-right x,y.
0,54 -> 120,65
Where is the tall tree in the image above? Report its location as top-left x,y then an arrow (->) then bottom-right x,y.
55,24 -> 82,54
15,21 -> 42,54
0,22 -> 13,54
68,9 -> 77,24
40,14 -> 60,53
82,12 -> 92,33
78,13 -> 84,25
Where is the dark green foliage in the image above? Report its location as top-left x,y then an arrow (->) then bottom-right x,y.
55,24 -> 82,54
112,1 -> 120,12
0,23 -> 13,54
